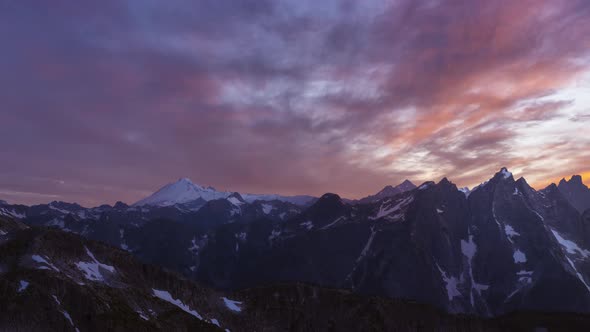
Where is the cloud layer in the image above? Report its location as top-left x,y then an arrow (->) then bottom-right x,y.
1,0 -> 589,205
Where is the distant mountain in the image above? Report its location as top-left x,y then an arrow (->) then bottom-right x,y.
134,178 -> 226,207
356,180 -> 416,204
134,178 -> 316,207
558,175 -> 590,213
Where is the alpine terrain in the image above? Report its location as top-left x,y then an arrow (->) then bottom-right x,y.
2,169 -> 590,331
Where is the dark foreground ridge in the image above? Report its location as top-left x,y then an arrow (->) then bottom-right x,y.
2,217 -> 590,331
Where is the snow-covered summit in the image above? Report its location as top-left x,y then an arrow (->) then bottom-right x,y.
134,178 -> 316,207
134,178 -> 228,207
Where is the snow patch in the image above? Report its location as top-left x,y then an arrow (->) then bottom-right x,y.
418,183 -> 431,190
356,227 -> 377,263
461,233 -> 489,305
52,295 -> 80,332
504,225 -> 520,243
551,229 -> 590,258
49,204 -> 71,215
436,263 -> 461,301
136,309 -> 149,321
436,208 -> 444,214
227,196 -> 243,206
300,221 -> 313,230
500,168 -> 512,179
321,216 -> 345,230
31,255 -> 59,271
210,318 -> 220,327
491,205 -> 504,232
564,256 -> 590,292
0,208 -> 25,219
261,204 -> 273,214
458,187 -> 471,197
76,247 -> 116,282
18,280 -> 29,292
370,196 -> 413,220
222,297 -> 243,312
513,249 -> 527,263
60,310 -> 80,332
153,289 -> 203,320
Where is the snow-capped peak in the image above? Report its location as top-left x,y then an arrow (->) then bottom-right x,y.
134,178 -> 317,207
133,178 -> 228,207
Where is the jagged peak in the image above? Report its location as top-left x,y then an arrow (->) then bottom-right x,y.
544,183 -> 559,192
570,175 -> 583,184
377,180 -> 415,194
516,176 -> 530,186
558,174 -> 587,188
398,179 -> 416,189
438,177 -> 452,185
496,167 -> 513,180
377,185 -> 395,192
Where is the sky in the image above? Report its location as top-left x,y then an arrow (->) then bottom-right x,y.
1,0 -> 589,206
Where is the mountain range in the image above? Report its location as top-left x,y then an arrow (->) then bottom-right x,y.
2,168 -> 590,330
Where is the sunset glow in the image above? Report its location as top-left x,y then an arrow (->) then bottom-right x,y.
1,0 -> 589,205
